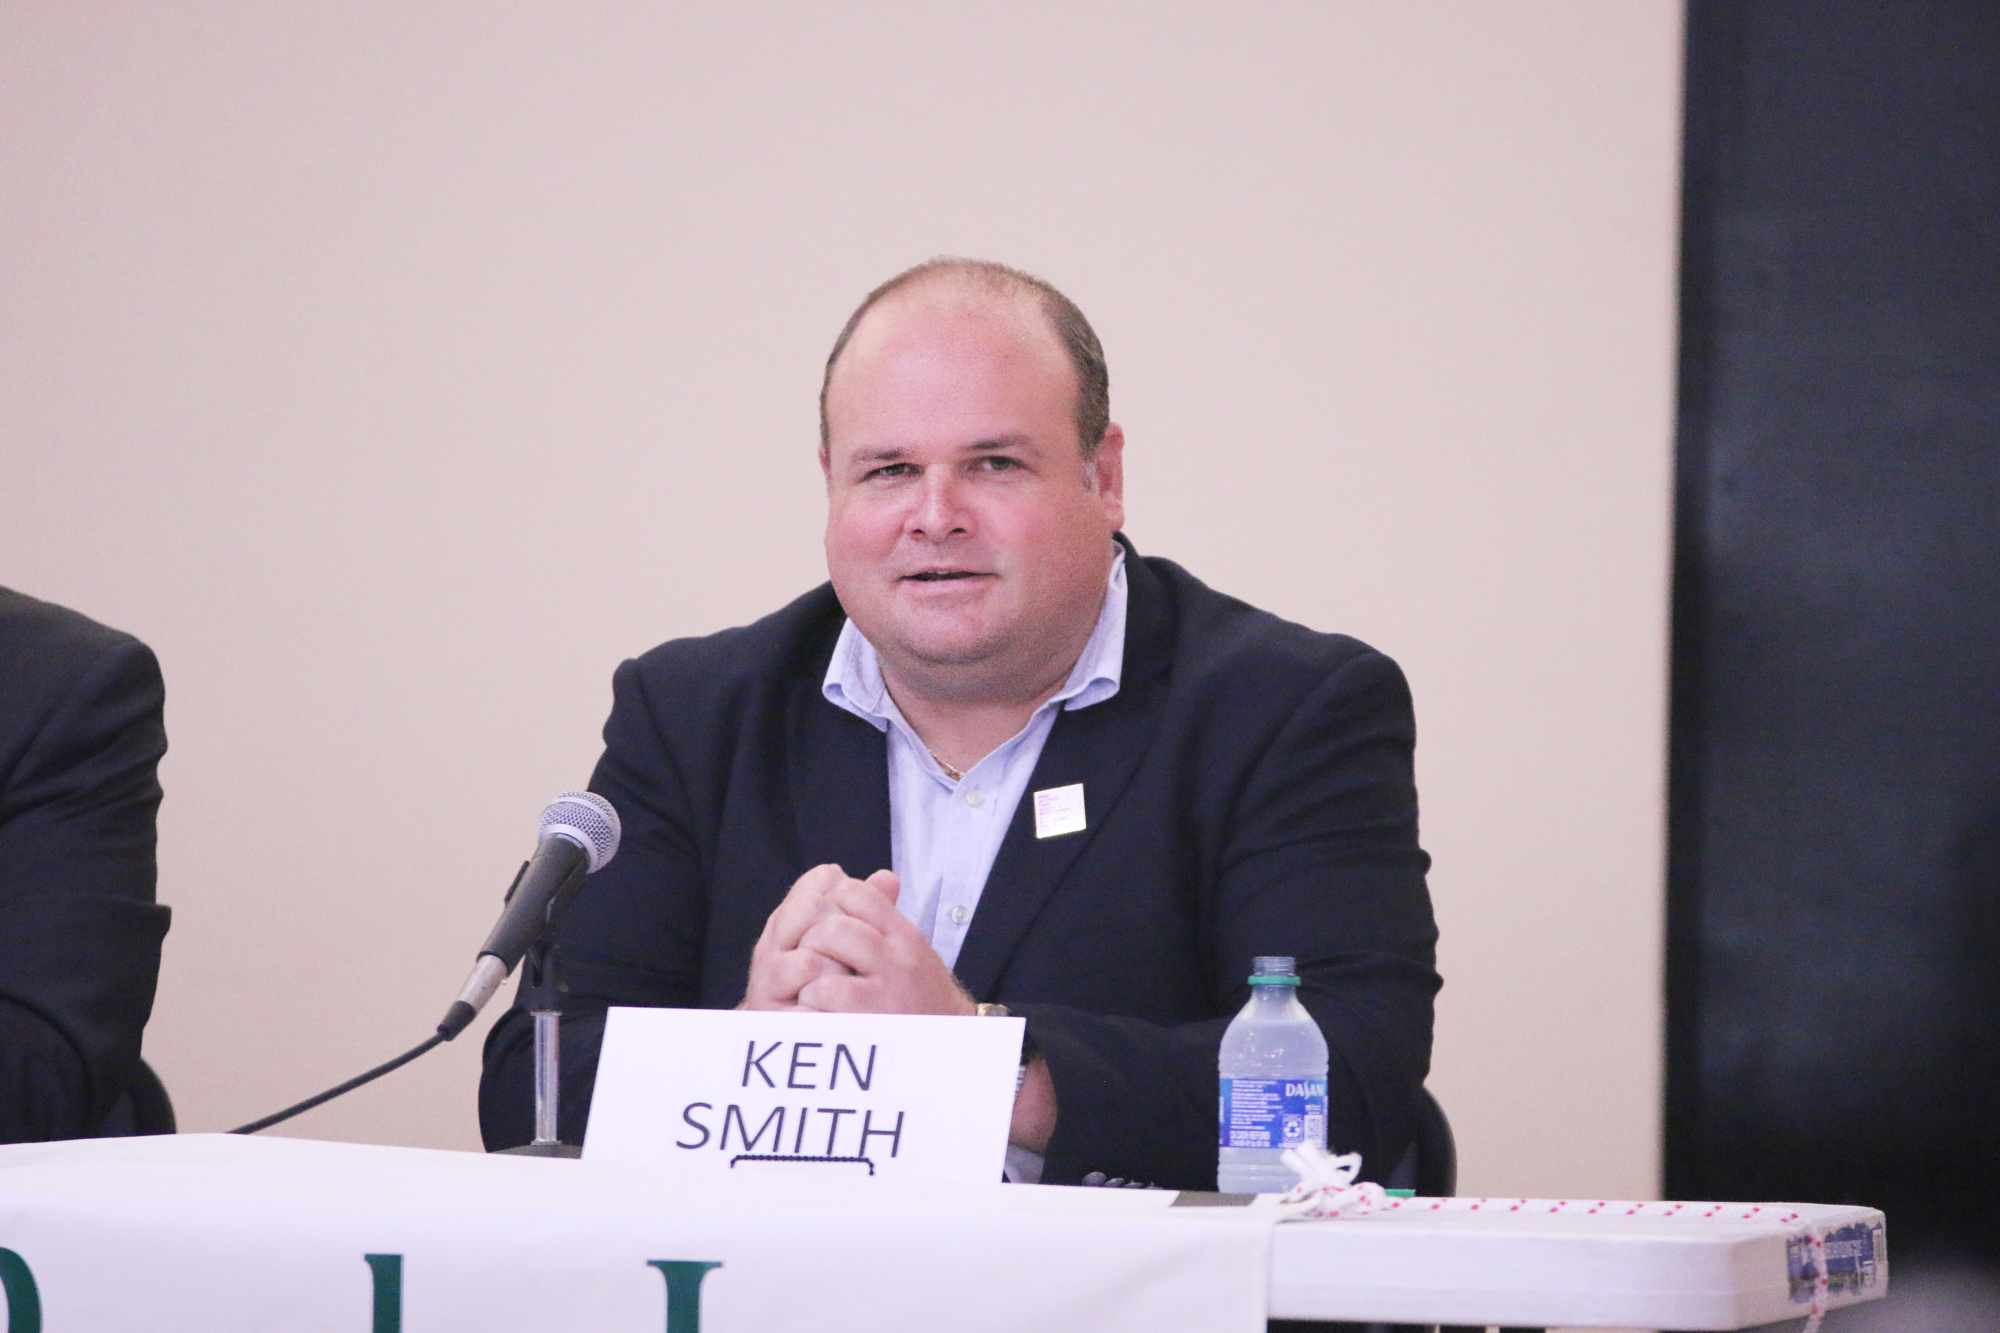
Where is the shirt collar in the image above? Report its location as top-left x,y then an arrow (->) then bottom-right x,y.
822,546 -> 1128,729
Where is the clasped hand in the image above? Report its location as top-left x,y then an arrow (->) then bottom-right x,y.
743,863 -> 1058,1154
741,863 -> 976,1016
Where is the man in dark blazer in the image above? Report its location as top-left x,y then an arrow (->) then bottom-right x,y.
482,260 -> 1438,1189
0,588 -> 172,1141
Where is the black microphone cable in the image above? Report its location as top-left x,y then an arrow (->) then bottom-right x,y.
227,791 -> 621,1135
228,1031 -> 454,1135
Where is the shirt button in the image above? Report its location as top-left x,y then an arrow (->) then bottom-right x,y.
950,905 -> 970,925
964,788 -> 984,808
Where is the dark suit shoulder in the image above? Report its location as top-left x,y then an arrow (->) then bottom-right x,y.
618,582 -> 845,712
0,590 -> 165,792
1136,555 -> 1397,698
0,588 -> 156,690
599,583 -> 849,806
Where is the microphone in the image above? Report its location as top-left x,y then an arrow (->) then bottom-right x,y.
437,791 -> 621,1038
229,790 -> 623,1136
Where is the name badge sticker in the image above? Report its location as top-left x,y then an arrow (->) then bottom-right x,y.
1033,783 -> 1086,839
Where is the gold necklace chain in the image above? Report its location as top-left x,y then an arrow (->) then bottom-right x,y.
927,747 -> 964,781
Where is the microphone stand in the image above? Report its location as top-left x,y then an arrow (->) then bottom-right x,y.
497,936 -> 581,1158
228,791 -> 621,1140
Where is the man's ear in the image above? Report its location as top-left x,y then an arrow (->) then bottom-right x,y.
1089,423 -> 1126,530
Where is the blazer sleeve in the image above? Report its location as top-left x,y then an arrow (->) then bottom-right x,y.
1025,648 -> 1438,1188
479,654 -> 711,1148
0,633 -> 170,1143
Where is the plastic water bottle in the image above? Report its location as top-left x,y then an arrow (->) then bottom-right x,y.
1217,956 -> 1329,1194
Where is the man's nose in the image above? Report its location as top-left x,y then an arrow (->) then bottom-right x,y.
907,467 -> 970,540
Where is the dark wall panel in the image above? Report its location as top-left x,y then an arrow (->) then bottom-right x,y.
1670,1 -> 2000,1258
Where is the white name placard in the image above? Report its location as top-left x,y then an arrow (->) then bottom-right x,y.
583,1007 -> 1026,1185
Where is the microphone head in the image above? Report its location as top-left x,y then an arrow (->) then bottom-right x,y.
538,791 -> 621,873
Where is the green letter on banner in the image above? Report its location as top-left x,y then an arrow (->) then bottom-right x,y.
0,1249 -> 41,1333
647,1259 -> 721,1331
363,1254 -> 401,1333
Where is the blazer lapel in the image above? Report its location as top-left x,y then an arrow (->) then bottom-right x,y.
786,677 -> 894,880
951,541 -> 1175,999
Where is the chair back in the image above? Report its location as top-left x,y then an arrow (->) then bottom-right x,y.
94,1058 -> 176,1137
1383,1085 -> 1457,1197
1411,1085 -> 1456,1198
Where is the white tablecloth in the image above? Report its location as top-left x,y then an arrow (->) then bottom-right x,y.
0,1134 -> 1890,1330
0,1135 -> 1271,1332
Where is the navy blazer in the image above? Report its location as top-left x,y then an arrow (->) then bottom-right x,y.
481,541 -> 1439,1187
0,589 -> 171,1142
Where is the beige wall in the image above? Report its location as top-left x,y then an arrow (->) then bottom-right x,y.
0,2 -> 1682,1201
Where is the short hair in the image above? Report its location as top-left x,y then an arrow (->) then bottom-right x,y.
819,257 -> 1110,461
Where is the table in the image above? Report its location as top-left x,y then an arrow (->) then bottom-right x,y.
1267,1196 -> 1886,1328
0,1135 -> 1886,1331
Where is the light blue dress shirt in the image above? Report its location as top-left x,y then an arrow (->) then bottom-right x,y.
819,548 -> 1127,970
822,550 -> 1126,1185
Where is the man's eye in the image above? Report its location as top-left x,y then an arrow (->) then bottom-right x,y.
865,463 -> 916,480
977,456 -> 1020,471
